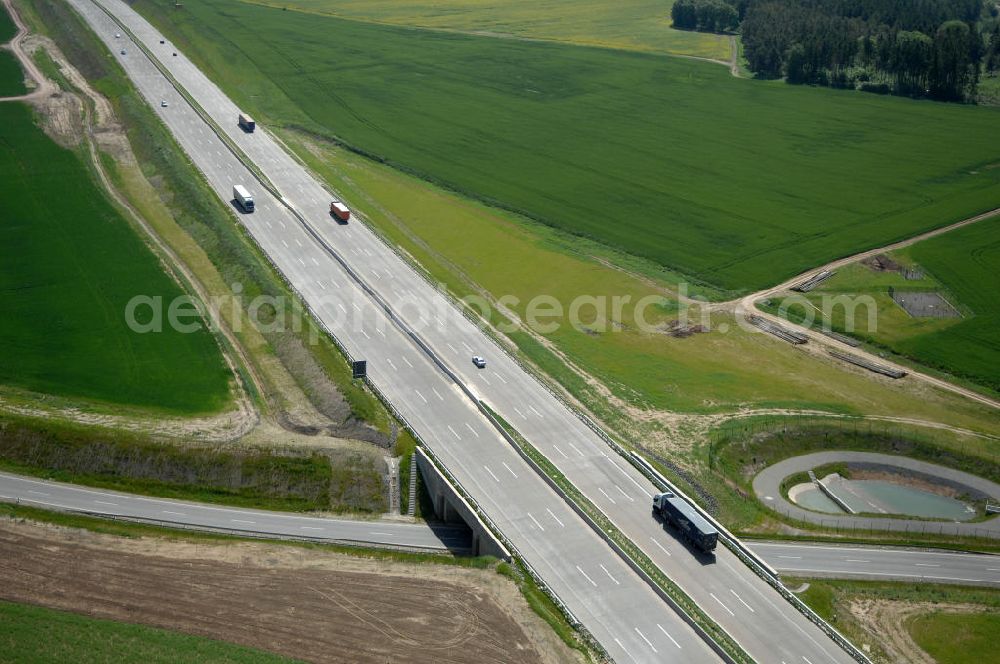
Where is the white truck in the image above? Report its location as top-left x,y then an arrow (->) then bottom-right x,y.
233,184 -> 255,212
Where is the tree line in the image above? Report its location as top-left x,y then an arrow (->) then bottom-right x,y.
671,0 -> 739,33
672,0 -> 1000,102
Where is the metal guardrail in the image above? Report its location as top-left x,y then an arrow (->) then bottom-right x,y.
479,404 -> 744,664
361,380 -> 608,659
629,454 -> 874,664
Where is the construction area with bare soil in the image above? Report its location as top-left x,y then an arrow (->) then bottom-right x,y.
0,518 -> 578,664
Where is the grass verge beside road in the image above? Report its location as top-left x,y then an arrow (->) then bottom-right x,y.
787,577 -> 1000,664
0,600 -> 299,664
908,611 -> 1000,664
0,412 -> 388,514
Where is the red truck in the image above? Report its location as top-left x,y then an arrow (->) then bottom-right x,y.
329,201 -> 351,222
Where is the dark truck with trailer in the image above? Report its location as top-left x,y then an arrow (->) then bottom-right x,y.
652,491 -> 718,553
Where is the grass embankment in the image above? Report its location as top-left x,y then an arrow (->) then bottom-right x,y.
0,102 -> 231,413
766,220 -> 1000,394
0,49 -> 26,96
241,0 -> 731,60
0,412 -> 387,513
700,417 -> 1000,549
0,600 -> 300,664
134,0 -> 1000,293
909,611 -> 1000,664
24,0 -> 389,433
788,578 -> 1000,664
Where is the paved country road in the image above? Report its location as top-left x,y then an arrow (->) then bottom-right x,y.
750,541 -> 1000,587
0,471 -> 470,551
4,470 -> 998,588
753,452 -> 1000,540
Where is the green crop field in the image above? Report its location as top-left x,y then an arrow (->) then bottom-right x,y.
0,103 -> 231,413
0,3 -> 16,43
0,50 -> 26,96
793,221 -> 1000,392
239,0 -> 731,60
908,611 -> 1000,664
0,600 -> 296,664
134,0 -> 1000,294
900,221 -> 1000,390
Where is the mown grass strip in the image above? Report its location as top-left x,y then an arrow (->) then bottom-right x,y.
0,410 -> 389,517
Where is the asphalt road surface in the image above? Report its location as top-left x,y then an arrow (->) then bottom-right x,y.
754,452 -> 1000,539
65,1 -> 860,661
0,471 -> 469,551
5,470 -> 997,588
751,541 -> 1000,587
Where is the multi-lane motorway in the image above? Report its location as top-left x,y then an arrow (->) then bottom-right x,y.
5,470 -> 998,589
750,542 -> 1000,587
64,0 -> 862,661
66,2 -> 721,661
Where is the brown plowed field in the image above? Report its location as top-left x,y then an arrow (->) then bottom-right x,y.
0,519 -> 576,664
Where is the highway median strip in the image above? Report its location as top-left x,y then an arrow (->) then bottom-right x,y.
481,403 -> 756,664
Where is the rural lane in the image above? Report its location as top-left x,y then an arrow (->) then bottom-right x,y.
5,469 -> 996,588
0,471 -> 470,551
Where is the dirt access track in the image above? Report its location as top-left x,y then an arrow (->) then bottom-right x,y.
0,519 -> 576,664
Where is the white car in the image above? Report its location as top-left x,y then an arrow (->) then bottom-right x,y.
160,100 -> 168,107
472,356 -> 486,369
114,33 -> 120,38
